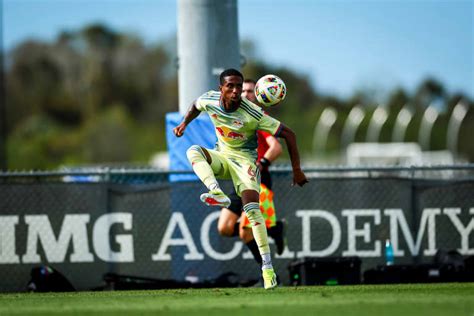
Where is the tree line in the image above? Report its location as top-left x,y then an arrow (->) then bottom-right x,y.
2,24 -> 473,169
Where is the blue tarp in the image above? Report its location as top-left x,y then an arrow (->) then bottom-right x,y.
165,112 -> 216,181
166,112 -> 224,279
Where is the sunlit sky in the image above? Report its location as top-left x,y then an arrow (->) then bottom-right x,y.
3,0 -> 473,99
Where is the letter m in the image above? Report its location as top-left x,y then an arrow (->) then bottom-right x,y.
384,208 -> 440,256
22,215 -> 93,263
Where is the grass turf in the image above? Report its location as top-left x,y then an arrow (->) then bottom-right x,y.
0,283 -> 473,316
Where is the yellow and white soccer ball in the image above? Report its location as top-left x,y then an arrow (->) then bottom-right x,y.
255,74 -> 287,107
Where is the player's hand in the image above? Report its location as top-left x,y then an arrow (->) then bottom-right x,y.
257,157 -> 270,172
173,123 -> 187,137
292,169 -> 308,187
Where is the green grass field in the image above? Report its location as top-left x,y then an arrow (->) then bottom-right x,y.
0,283 -> 473,316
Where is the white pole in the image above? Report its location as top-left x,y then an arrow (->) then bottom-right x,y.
392,105 -> 413,142
313,107 -> 337,154
177,0 -> 240,115
366,107 -> 388,142
341,105 -> 365,149
418,105 -> 439,150
446,101 -> 469,154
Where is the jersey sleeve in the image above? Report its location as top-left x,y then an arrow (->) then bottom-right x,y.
195,95 -> 207,111
195,90 -> 218,111
257,112 -> 282,136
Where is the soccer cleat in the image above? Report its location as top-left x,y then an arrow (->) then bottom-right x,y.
262,268 -> 278,290
200,190 -> 231,208
271,219 -> 286,256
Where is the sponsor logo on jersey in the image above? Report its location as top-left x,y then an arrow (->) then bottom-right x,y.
215,126 -> 247,141
232,119 -> 244,128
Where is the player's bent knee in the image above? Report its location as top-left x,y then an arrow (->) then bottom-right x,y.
217,219 -> 232,236
186,145 -> 206,163
217,224 -> 234,237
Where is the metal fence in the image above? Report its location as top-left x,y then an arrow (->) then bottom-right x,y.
0,165 -> 473,292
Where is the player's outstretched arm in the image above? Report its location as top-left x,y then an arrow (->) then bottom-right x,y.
173,101 -> 200,137
278,124 -> 308,186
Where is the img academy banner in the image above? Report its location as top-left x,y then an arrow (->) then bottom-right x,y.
0,172 -> 473,291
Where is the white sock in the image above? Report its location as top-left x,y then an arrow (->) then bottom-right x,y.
262,253 -> 273,270
208,182 -> 221,192
243,202 -> 271,255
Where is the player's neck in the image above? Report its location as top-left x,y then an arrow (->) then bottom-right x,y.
220,98 -> 240,112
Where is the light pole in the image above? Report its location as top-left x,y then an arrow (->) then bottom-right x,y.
392,105 -> 413,143
341,105 -> 365,149
366,107 -> 388,142
177,0 -> 240,115
313,107 -> 337,154
446,101 -> 469,154
418,105 -> 439,151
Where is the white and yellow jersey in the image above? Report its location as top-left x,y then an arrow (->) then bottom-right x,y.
196,90 -> 282,161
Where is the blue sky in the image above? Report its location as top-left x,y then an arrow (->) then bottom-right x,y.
2,0 -> 473,99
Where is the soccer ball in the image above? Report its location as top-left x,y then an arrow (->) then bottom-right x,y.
255,74 -> 287,107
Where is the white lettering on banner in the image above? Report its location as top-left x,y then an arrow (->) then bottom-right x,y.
444,208 -> 474,255
151,212 -> 204,261
22,214 -> 94,263
384,208 -> 440,256
342,209 -> 381,257
93,213 -> 134,262
296,210 -> 341,257
0,216 -> 20,263
1,206 -> 472,265
200,211 -> 243,260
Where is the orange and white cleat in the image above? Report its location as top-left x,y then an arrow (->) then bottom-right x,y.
200,190 -> 231,208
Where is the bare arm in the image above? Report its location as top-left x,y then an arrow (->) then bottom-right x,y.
257,135 -> 282,171
278,124 -> 308,186
173,101 -> 200,137
263,135 -> 282,162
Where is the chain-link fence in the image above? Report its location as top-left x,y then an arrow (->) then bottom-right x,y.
0,165 -> 473,292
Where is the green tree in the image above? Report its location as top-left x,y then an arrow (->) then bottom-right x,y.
3,24 -> 473,169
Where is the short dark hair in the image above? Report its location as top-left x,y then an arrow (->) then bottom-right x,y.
219,68 -> 243,85
243,78 -> 256,85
